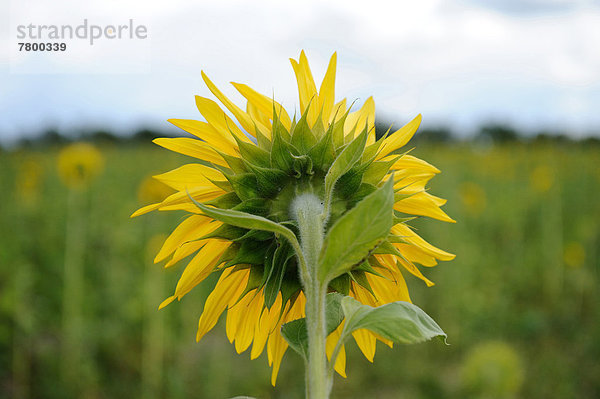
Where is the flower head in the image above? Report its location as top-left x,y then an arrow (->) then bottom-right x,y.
57,142 -> 104,189
133,51 -> 454,384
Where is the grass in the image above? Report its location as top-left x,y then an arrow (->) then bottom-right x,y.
1,142 -> 598,398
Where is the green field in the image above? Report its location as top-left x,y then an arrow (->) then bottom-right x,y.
1,142 -> 599,398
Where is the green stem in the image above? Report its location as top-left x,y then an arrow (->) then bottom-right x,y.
292,194 -> 331,399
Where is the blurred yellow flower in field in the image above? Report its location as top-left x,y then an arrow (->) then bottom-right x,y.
564,241 -> 585,268
530,165 -> 554,193
462,341 -> 524,397
459,181 -> 486,215
132,51 -> 455,385
57,143 -> 104,189
16,158 -> 43,205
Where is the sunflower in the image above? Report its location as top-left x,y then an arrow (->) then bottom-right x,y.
132,51 -> 455,385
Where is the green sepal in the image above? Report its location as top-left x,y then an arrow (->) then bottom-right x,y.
350,269 -> 375,297
292,154 -> 314,178
346,183 -> 378,209
393,212 -> 417,225
361,133 -> 387,163
232,135 -> 271,168
207,178 -> 233,192
270,117 -> 296,173
371,240 -> 402,256
355,258 -> 384,278
262,239 -> 295,309
235,229 -> 273,242
329,273 -> 351,296
216,243 -> 240,265
205,192 -> 241,209
224,239 -> 270,268
324,126 -> 369,205
243,161 -> 289,197
255,125 -> 272,151
224,173 -> 260,200
308,120 -> 336,172
232,198 -> 271,216
362,157 -> 399,186
290,106 -> 317,154
201,223 -> 247,241
332,107 -> 351,149
335,161 -> 371,199
214,151 -> 247,174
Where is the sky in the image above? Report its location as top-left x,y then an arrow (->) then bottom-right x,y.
1,0 -> 600,145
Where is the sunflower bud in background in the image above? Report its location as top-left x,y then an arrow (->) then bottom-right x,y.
133,51 -> 454,397
57,142 -> 104,189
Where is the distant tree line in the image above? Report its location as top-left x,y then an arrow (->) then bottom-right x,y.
1,122 -> 599,152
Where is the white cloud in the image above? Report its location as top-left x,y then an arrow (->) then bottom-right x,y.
1,0 -> 599,143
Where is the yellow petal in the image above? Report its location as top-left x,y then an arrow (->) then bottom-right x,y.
158,295 -> 176,310
344,97 -> 375,143
168,119 -> 238,156
397,257 -> 435,287
251,293 -> 282,360
368,266 -> 411,303
352,328 -> 377,363
194,95 -> 251,145
376,114 -> 422,160
385,154 -> 440,174
231,82 -> 292,131
394,192 -> 456,223
197,267 -> 249,341
394,243 -> 438,267
317,52 -> 337,126
267,327 -> 289,386
153,164 -> 225,192
201,71 -> 269,137
290,50 -> 319,127
152,137 -> 228,167
326,322 -> 347,378
234,291 -> 264,354
154,214 -> 211,263
165,240 -> 204,268
174,240 -> 231,299
392,224 -> 455,261
246,101 -> 272,133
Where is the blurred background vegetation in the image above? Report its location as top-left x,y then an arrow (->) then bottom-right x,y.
1,124 -> 599,398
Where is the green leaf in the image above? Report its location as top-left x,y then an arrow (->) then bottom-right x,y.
281,293 -> 345,359
318,177 -> 395,282
340,296 -> 447,345
187,195 -> 300,249
324,127 -> 368,207
280,318 -> 309,360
